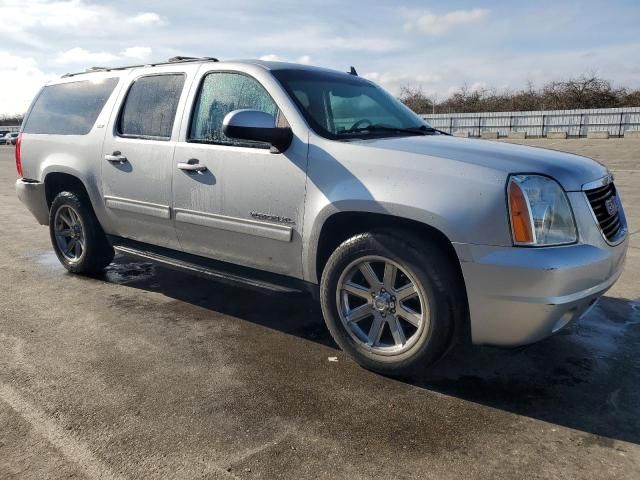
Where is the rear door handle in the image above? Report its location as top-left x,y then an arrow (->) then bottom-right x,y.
104,151 -> 128,163
177,159 -> 207,172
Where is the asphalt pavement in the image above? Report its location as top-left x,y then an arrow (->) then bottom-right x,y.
1,140 -> 639,479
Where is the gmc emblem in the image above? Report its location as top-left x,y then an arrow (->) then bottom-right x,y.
605,196 -> 619,217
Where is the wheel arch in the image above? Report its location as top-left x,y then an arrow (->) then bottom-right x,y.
44,171 -> 92,207
314,210 -> 471,347
313,211 -> 459,281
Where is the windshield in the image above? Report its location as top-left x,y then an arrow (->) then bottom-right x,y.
272,69 -> 435,140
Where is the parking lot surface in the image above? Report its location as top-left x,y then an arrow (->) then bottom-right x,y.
1,139 -> 639,479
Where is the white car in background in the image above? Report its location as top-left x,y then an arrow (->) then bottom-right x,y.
2,132 -> 18,145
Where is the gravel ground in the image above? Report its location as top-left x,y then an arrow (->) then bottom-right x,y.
0,140 -> 639,479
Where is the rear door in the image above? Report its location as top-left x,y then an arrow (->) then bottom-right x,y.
101,65 -> 198,248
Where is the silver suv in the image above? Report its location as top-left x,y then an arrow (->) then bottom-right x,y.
16,57 -> 628,374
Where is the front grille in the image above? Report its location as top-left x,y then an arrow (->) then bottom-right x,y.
585,182 -> 624,242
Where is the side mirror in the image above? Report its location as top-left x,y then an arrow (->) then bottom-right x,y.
222,109 -> 293,153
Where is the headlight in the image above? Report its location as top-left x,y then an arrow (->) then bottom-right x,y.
507,174 -> 577,246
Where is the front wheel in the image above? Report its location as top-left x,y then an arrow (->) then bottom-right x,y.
49,191 -> 114,274
320,232 -> 461,375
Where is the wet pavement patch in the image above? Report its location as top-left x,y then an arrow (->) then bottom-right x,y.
103,258 -> 155,284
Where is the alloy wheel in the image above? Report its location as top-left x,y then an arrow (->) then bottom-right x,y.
53,205 -> 85,262
336,256 -> 429,356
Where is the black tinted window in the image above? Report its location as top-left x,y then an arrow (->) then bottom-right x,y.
23,78 -> 118,135
118,74 -> 185,139
189,72 -> 278,148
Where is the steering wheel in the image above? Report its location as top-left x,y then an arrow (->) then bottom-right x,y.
350,119 -> 373,131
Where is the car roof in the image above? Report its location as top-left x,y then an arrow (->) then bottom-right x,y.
58,57 -> 352,80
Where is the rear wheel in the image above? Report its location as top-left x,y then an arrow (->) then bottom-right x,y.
320,231 -> 461,375
49,191 -> 114,274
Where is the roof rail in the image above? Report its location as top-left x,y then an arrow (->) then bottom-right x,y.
167,56 -> 218,63
62,56 -> 219,78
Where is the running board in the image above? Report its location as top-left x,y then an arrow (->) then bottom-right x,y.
109,237 -> 307,295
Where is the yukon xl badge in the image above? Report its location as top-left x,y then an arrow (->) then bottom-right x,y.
250,211 -> 296,225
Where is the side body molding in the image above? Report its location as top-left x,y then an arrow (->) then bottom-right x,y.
174,208 -> 293,243
104,195 -> 171,219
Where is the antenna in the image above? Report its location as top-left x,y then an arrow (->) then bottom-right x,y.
349,66 -> 358,76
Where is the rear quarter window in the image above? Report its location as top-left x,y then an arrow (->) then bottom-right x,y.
23,78 -> 119,135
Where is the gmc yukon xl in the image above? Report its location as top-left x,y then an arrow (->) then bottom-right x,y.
16,57 -> 628,374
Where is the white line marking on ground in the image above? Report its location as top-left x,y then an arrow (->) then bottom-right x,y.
0,382 -> 123,480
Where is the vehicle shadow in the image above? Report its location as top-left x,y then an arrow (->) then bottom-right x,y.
101,257 -> 336,348
414,295 -> 640,445
100,256 -> 640,445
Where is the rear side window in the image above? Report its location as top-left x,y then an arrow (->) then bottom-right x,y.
22,78 -> 118,135
118,74 -> 185,140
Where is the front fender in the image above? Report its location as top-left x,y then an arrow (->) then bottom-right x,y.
303,200 -> 457,282
301,139 -> 513,283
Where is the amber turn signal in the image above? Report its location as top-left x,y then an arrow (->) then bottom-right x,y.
508,179 -> 534,244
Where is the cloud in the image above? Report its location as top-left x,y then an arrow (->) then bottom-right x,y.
364,71 -> 442,96
256,26 -> 403,53
122,46 -> 153,60
54,47 -> 118,65
0,0 -> 105,33
0,51 -> 55,115
129,12 -> 165,26
406,8 -> 489,34
367,42 -> 640,99
0,1 -> 638,116
259,54 -> 312,64
259,54 -> 281,62
0,1 -> 165,41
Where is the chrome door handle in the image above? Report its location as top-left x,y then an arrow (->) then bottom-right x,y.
177,159 -> 207,172
104,151 -> 128,163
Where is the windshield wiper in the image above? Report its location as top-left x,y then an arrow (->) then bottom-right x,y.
337,124 -> 444,136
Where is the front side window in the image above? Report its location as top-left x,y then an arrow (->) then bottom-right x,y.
272,69 -> 432,140
118,74 -> 185,139
189,72 -> 279,148
23,78 -> 119,135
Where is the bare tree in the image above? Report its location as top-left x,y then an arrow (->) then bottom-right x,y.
622,89 -> 640,107
0,114 -> 23,126
398,74 -> 639,114
398,85 -> 434,115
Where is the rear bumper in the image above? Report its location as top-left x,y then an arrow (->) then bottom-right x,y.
16,179 -> 49,225
457,239 -> 627,346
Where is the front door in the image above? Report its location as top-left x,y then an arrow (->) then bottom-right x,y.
101,68 -> 193,249
173,70 -> 308,277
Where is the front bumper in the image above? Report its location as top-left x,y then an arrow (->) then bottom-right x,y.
455,184 -> 628,347
16,179 -> 49,225
457,239 -> 627,346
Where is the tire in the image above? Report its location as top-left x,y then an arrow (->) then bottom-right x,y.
320,231 -> 462,376
49,191 -> 114,274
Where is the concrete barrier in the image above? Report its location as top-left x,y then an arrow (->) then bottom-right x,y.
452,131 -> 470,138
547,132 -> 567,139
481,131 -> 499,139
587,131 -> 610,139
508,131 -> 527,139
625,130 -> 640,138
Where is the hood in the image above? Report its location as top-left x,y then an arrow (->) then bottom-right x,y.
357,135 -> 608,191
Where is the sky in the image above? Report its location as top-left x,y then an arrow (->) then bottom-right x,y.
1,0 -> 640,115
